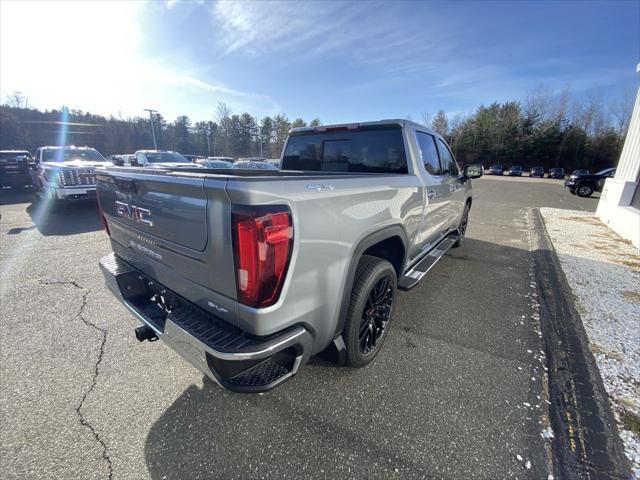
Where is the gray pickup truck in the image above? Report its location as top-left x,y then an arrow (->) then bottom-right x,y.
98,120 -> 482,392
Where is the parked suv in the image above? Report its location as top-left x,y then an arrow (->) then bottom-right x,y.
0,150 -> 34,188
564,167 -> 616,197
98,120 -> 482,392
488,164 -> 503,175
548,167 -> 565,179
508,165 -> 523,176
530,166 -> 544,178
32,146 -> 109,204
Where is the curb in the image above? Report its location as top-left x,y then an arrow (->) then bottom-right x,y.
529,208 -> 630,480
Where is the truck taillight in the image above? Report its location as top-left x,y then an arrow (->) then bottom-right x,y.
232,205 -> 293,308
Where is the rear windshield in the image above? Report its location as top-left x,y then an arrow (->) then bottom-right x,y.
282,127 -> 407,174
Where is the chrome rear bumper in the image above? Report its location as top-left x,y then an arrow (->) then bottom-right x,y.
99,253 -> 312,392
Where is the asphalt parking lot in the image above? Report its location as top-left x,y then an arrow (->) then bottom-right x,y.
0,177 -> 597,479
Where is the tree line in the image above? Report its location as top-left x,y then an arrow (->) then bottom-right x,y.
0,98 -> 321,160
428,88 -> 632,171
0,89 -> 632,171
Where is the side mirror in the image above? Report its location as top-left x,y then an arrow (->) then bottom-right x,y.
463,164 -> 483,179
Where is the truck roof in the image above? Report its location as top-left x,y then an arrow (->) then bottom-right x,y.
290,119 -> 439,136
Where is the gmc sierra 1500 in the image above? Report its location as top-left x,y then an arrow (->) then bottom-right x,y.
98,120 -> 482,392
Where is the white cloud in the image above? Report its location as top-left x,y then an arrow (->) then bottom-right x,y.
0,0 -> 277,120
211,0 -> 454,74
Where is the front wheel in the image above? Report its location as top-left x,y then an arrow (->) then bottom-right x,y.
576,183 -> 594,197
343,255 -> 397,368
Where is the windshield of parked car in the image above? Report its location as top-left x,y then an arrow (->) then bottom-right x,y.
282,126 -> 407,173
595,168 -> 615,176
144,152 -> 189,163
42,148 -> 105,162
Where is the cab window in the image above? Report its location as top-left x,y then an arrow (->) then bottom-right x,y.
437,138 -> 459,176
415,131 -> 442,176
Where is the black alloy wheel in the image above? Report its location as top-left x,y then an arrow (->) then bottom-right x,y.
359,276 -> 393,354
343,255 -> 397,367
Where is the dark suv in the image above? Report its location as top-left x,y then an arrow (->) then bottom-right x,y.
530,166 -> 544,178
548,168 -> 565,179
564,168 -> 616,197
508,165 -> 523,176
488,164 -> 504,175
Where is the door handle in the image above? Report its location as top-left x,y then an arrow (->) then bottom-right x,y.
427,190 -> 437,199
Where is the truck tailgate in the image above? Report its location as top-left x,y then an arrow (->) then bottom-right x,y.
99,171 -> 209,251
97,169 -> 239,324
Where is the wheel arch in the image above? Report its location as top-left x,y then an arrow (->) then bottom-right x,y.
333,226 -> 408,338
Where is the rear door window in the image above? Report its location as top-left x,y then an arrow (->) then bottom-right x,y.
415,131 -> 442,176
282,127 -> 407,173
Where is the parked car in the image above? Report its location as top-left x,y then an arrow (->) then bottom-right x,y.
548,167 -> 565,179
206,156 -> 235,164
564,167 -> 616,197
108,154 -> 134,166
32,146 -> 109,204
0,150 -> 34,188
265,159 -> 281,168
572,169 -> 589,175
97,119 -> 483,392
202,159 -> 234,169
530,166 -> 544,178
183,155 -> 206,163
488,164 -> 504,175
508,165 -> 523,176
131,150 -> 197,168
234,161 -> 278,170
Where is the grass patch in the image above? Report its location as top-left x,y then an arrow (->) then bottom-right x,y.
621,410 -> 640,435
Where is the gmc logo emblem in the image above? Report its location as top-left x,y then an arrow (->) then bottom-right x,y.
115,201 -> 153,227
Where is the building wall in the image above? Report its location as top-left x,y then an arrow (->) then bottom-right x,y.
596,79 -> 640,248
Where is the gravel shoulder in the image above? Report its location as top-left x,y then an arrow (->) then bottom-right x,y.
540,207 -> 640,475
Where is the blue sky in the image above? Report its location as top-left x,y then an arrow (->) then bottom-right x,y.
1,0 -> 638,124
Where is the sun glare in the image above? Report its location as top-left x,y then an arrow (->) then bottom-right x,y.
1,1 -> 144,115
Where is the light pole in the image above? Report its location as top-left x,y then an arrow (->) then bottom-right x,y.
144,108 -> 158,150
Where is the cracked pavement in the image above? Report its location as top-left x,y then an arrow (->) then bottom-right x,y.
0,180 -> 597,479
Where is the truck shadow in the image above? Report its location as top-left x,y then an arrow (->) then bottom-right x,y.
143,237 -> 550,479
19,199 -> 101,236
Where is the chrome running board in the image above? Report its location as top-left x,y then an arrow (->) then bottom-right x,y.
398,234 -> 459,291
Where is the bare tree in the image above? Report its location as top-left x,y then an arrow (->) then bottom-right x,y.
6,91 -> 27,108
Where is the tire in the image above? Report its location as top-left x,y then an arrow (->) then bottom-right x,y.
343,255 -> 397,368
576,183 -> 594,197
452,203 -> 470,248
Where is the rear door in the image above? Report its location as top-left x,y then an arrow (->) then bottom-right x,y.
413,130 -> 450,248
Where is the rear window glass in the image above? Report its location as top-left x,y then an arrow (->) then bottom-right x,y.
282,128 -> 407,173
